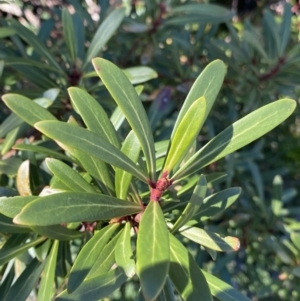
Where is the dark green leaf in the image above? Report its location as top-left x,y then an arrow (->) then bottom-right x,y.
0,157 -> 22,177
14,192 -> 142,226
68,87 -> 120,148
46,158 -> 96,193
35,121 -> 149,183
0,214 -> 30,233
137,201 -> 169,301
169,234 -> 212,301
83,7 -> 125,68
62,8 -> 77,63
56,268 -> 127,301
92,58 -> 156,181
173,99 -> 296,180
30,225 -> 83,240
68,224 -> 119,293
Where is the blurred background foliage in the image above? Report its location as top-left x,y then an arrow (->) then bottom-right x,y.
0,0 -> 300,300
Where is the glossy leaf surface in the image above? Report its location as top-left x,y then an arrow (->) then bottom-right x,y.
93,58 -> 156,181
35,121 -> 149,183
14,192 -> 142,226
137,201 -> 169,301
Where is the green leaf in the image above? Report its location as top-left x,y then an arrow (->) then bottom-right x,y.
30,225 -> 82,240
0,195 -> 38,218
83,7 -> 125,69
37,240 -> 59,301
0,27 -> 16,38
0,157 -> 22,177
10,19 -> 65,75
243,31 -> 269,61
68,87 -> 120,148
46,158 -> 95,193
0,113 -> 23,139
110,106 -> 126,131
116,130 -> 141,199
0,236 -> 46,265
123,66 -> 158,84
163,97 -> 206,173
68,224 -> 119,293
14,192 -> 142,226
2,94 -> 56,127
169,233 -> 212,301
196,188 -> 241,221
13,143 -> 72,162
35,120 -> 149,183
92,58 -> 156,181
291,232 -> 300,252
279,3 -> 292,56
3,258 -> 45,301
62,8 -> 77,63
1,126 -> 22,155
56,268 -> 127,301
201,270 -> 251,301
173,99 -> 296,180
87,229 -> 123,278
172,60 -> 226,136
115,222 -> 135,277
171,175 -> 207,233
179,226 -> 240,252
0,214 -> 30,233
137,201 -> 169,301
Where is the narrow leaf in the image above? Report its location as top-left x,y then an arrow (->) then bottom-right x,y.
68,224 -> 119,293
163,97 -> 206,173
35,121 -> 149,183
14,192 -> 142,226
116,130 -> 141,199
68,87 -> 120,148
173,99 -> 296,180
2,94 -> 56,127
30,225 -> 82,241
201,270 -> 251,301
169,233 -> 212,301
3,258 -> 45,301
84,7 -> 125,68
37,240 -> 59,301
62,8 -> 77,63
16,160 -> 32,196
57,268 -> 127,301
46,158 -> 95,193
93,58 -> 156,181
0,236 -> 46,265
172,60 -> 226,136
171,175 -> 207,233
137,201 -> 169,301
115,222 -> 135,277
180,226 -> 240,252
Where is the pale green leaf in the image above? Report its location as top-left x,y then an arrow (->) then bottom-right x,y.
116,130 -> 141,199
123,66 -> 158,84
115,222 -> 135,277
180,226 -> 240,252
169,233 -> 212,301
173,99 -> 296,180
37,240 -> 59,301
163,97 -> 206,173
171,175 -> 207,233
172,60 -> 226,136
92,58 -> 156,181
13,192 -> 142,226
35,120 -> 149,183
137,201 -> 169,301
201,270 -> 251,301
68,224 -> 119,293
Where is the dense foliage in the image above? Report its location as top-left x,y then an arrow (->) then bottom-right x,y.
0,1 -> 299,300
